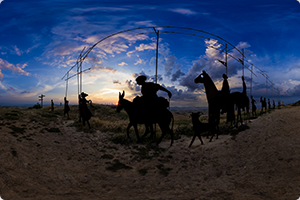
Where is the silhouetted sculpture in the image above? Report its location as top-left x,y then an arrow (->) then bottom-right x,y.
268,99 -> 271,109
278,100 -> 281,109
79,92 -> 93,129
117,91 -> 174,146
221,74 -> 230,95
221,74 -> 230,114
51,100 -> 54,112
189,112 -> 211,147
251,95 -> 257,117
195,71 -> 249,130
260,96 -> 267,113
272,99 -> 275,109
64,97 -> 70,119
194,71 -> 222,141
133,75 -> 172,112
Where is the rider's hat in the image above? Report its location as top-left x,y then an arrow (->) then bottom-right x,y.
135,75 -> 147,83
222,74 -> 228,79
81,92 -> 88,97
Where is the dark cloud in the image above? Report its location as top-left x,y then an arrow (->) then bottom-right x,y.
179,59 -> 205,92
160,84 -> 200,102
90,65 -> 117,73
21,90 -> 31,94
286,84 -> 300,96
7,87 -> 15,91
132,71 -> 163,82
162,55 -> 179,77
125,80 -> 140,92
171,69 -> 185,82
113,80 -> 121,85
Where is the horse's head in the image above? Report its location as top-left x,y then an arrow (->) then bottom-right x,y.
194,70 -> 208,84
116,90 -> 125,113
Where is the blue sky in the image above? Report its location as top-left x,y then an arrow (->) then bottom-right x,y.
1,0 -> 300,107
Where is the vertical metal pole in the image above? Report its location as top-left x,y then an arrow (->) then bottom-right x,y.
266,78 -> 268,100
250,64 -> 253,97
225,44 -> 228,75
153,28 -> 159,84
80,61 -> 82,93
65,72 -> 69,98
242,48 -> 245,77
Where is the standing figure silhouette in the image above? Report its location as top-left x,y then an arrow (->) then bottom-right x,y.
51,100 -> 54,112
251,95 -> 257,117
79,92 -> 93,129
64,97 -> 70,119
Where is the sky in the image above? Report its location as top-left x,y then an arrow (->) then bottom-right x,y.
1,0 -> 300,107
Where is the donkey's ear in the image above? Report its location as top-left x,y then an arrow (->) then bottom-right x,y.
122,90 -> 125,98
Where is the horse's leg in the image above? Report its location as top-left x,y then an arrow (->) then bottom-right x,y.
126,122 -> 133,140
149,124 -> 156,140
141,124 -> 150,138
197,133 -> 204,145
209,128 -> 214,142
169,127 -> 174,147
133,124 -> 141,143
188,133 -> 197,148
87,120 -> 91,129
156,124 -> 168,146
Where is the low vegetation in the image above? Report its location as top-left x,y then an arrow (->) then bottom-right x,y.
0,103 -> 287,146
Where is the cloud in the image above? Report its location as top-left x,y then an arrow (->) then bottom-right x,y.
297,0 -> 300,4
90,65 -> 117,73
286,84 -> 300,96
113,80 -> 121,85
168,8 -> 198,16
72,6 -> 129,13
0,0 -> 3,4
20,90 -> 32,94
171,69 -> 185,82
0,58 -> 30,81
7,87 -> 15,91
118,62 -> 128,66
125,80 -> 140,92
134,59 -> 145,65
12,45 -> 23,56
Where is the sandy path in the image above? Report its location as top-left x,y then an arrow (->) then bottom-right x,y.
1,106 -> 300,199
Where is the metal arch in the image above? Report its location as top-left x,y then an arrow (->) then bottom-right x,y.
62,25 -> 247,80
61,25 -> 279,101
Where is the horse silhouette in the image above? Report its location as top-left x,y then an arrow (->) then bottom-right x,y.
195,71 -> 249,128
116,91 -> 174,146
194,71 -> 221,141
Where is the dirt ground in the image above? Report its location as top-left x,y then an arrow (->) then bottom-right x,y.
1,106 -> 300,200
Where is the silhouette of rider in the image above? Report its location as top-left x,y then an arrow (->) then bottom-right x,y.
273,99 -> 275,109
268,99 -> 271,109
221,74 -> 230,114
134,75 -> 172,110
221,74 -> 230,95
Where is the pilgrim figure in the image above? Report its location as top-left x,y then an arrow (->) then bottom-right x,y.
51,100 -> 54,112
79,92 -> 93,129
251,95 -> 257,117
64,97 -> 70,119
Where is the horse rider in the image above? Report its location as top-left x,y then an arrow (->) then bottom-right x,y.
134,75 -> 172,111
